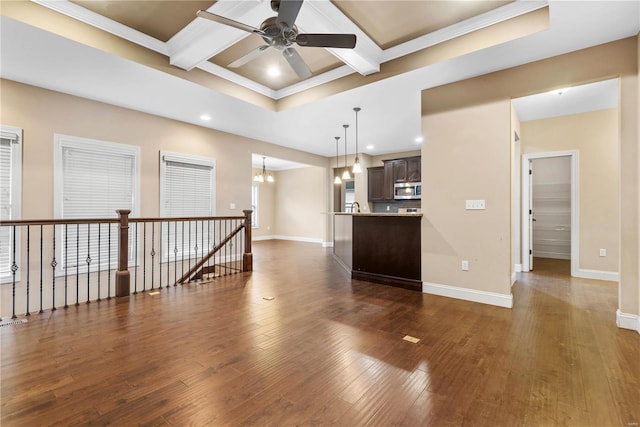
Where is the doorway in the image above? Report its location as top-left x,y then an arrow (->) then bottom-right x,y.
522,151 -> 578,276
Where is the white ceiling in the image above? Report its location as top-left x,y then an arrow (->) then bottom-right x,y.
1,1 -> 639,159
251,153 -> 310,171
512,78 -> 619,122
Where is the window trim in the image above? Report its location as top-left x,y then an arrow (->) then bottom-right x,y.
0,125 -> 23,284
53,134 -> 141,220
159,151 -> 217,261
52,134 -> 140,275
159,150 -> 216,218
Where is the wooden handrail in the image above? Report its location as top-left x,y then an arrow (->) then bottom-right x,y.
177,222 -> 245,284
0,215 -> 246,227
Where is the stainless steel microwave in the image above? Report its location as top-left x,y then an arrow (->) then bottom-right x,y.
394,182 -> 421,200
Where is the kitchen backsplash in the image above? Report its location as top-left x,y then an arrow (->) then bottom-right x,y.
372,200 -> 421,213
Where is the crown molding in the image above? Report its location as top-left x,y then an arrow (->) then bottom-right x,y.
273,65 -> 355,99
196,61 -> 276,98
31,0 -> 168,55
381,0 -> 549,63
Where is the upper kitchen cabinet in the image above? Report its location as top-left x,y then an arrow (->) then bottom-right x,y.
386,156 -> 422,183
406,156 -> 421,182
367,156 -> 422,201
368,167 -> 386,201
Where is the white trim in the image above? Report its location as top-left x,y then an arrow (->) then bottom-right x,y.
511,272 -> 517,286
322,241 -> 334,248
53,134 -> 141,220
0,125 -> 23,284
515,264 -> 522,273
522,150 -> 579,276
381,1 -> 548,63
422,281 -> 513,308
616,309 -> 640,334
31,0 -> 168,55
252,235 -> 323,244
33,0 -> 550,100
574,269 -> 619,282
161,151 -> 216,169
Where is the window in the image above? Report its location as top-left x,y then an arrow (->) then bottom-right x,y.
0,125 -> 22,283
251,182 -> 259,228
54,134 -> 140,272
160,151 -> 216,259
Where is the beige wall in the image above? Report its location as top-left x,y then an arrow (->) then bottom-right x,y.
421,37 -> 639,320
251,168 -> 276,238
274,166 -> 325,241
0,78 -> 329,236
521,109 -> 619,273
510,104 -> 522,280
422,100 -> 512,296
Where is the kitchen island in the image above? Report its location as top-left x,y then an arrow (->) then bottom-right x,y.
333,213 -> 422,291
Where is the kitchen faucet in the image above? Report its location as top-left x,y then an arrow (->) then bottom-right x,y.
351,201 -> 361,213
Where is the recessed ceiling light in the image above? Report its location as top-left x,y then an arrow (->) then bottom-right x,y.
415,136 -> 424,143
366,145 -> 374,150
200,114 -> 211,121
267,66 -> 281,77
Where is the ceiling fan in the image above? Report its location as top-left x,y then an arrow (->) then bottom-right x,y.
196,0 -> 357,79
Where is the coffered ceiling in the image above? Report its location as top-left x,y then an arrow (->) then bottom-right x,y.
1,1 -> 639,158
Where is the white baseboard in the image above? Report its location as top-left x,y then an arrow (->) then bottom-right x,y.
616,309 -> 640,334
252,235 -> 275,241
514,264 -> 522,273
422,282 -> 513,308
322,241 -> 334,248
252,235 -> 323,244
574,269 -> 619,282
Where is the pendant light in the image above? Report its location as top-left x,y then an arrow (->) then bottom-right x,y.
342,124 -> 351,180
352,107 -> 362,174
334,137 -> 342,185
253,156 -> 274,183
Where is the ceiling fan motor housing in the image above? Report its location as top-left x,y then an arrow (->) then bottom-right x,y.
260,16 -> 297,49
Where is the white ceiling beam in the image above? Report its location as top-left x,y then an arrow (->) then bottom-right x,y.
167,0 -> 268,71
296,0 -> 382,76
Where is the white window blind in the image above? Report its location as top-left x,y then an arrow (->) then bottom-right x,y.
160,152 -> 216,260
0,126 -> 22,282
54,135 -> 140,272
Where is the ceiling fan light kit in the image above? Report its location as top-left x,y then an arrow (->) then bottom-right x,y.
196,0 -> 357,80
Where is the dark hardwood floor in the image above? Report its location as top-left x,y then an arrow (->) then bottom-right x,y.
1,241 -> 639,426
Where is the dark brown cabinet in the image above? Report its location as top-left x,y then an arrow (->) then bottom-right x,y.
367,167 -> 386,201
406,156 -> 421,182
368,156 -> 421,201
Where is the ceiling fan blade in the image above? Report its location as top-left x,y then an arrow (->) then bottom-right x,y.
276,0 -> 303,31
296,33 -> 357,49
282,47 -> 312,79
196,10 -> 268,38
228,45 -> 270,68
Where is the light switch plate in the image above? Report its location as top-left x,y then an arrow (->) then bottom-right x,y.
599,248 -> 606,257
230,203 -> 236,210
466,200 -> 486,210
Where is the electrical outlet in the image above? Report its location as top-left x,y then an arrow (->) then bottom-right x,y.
465,200 -> 486,210
230,203 -> 236,210
599,248 -> 606,257
386,205 -> 390,211
461,260 -> 469,271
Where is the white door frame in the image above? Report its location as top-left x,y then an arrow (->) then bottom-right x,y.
521,150 -> 579,276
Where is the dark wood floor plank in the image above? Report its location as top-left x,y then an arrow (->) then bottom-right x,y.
1,246 -> 639,426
